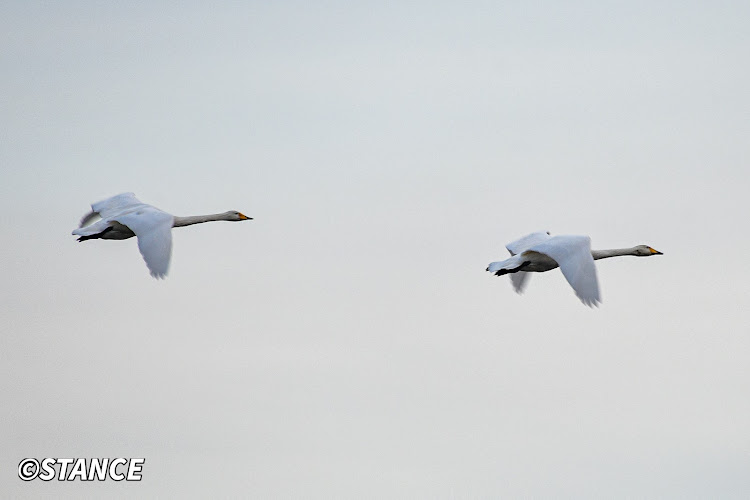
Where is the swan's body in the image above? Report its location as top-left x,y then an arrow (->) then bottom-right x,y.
72,193 -> 251,279
487,232 -> 662,307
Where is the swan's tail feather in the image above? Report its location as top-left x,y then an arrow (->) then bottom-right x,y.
486,256 -> 528,275
487,258 -> 512,274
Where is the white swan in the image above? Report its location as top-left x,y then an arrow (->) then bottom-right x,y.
72,193 -> 252,279
487,232 -> 662,306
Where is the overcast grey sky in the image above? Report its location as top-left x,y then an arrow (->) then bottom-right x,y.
2,0 -> 749,498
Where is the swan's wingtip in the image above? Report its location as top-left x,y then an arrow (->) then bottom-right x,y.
579,296 -> 601,308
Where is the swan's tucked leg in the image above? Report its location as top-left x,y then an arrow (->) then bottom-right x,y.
494,261 -> 530,276
76,226 -> 114,242
75,221 -> 136,242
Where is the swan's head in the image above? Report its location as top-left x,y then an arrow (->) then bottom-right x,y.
225,211 -> 253,221
634,245 -> 663,256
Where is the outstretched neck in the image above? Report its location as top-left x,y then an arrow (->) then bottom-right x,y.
173,213 -> 229,227
591,247 -> 638,260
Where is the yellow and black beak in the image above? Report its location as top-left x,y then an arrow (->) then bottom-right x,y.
238,213 -> 253,220
649,247 -> 663,255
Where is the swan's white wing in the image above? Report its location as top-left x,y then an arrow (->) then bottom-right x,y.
112,207 -> 174,279
89,193 -> 142,219
78,193 -> 144,228
78,211 -> 102,228
509,272 -> 531,294
505,232 -> 550,293
506,231 -> 551,255
528,235 -> 600,307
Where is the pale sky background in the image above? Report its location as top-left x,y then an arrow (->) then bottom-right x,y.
2,0 -> 749,498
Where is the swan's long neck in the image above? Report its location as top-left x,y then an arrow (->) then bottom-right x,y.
591,247 -> 639,260
173,213 -> 230,228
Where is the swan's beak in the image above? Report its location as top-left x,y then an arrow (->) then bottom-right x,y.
238,213 -> 252,220
649,247 -> 663,255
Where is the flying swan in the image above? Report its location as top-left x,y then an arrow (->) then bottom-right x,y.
72,192 -> 252,279
486,232 -> 662,306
